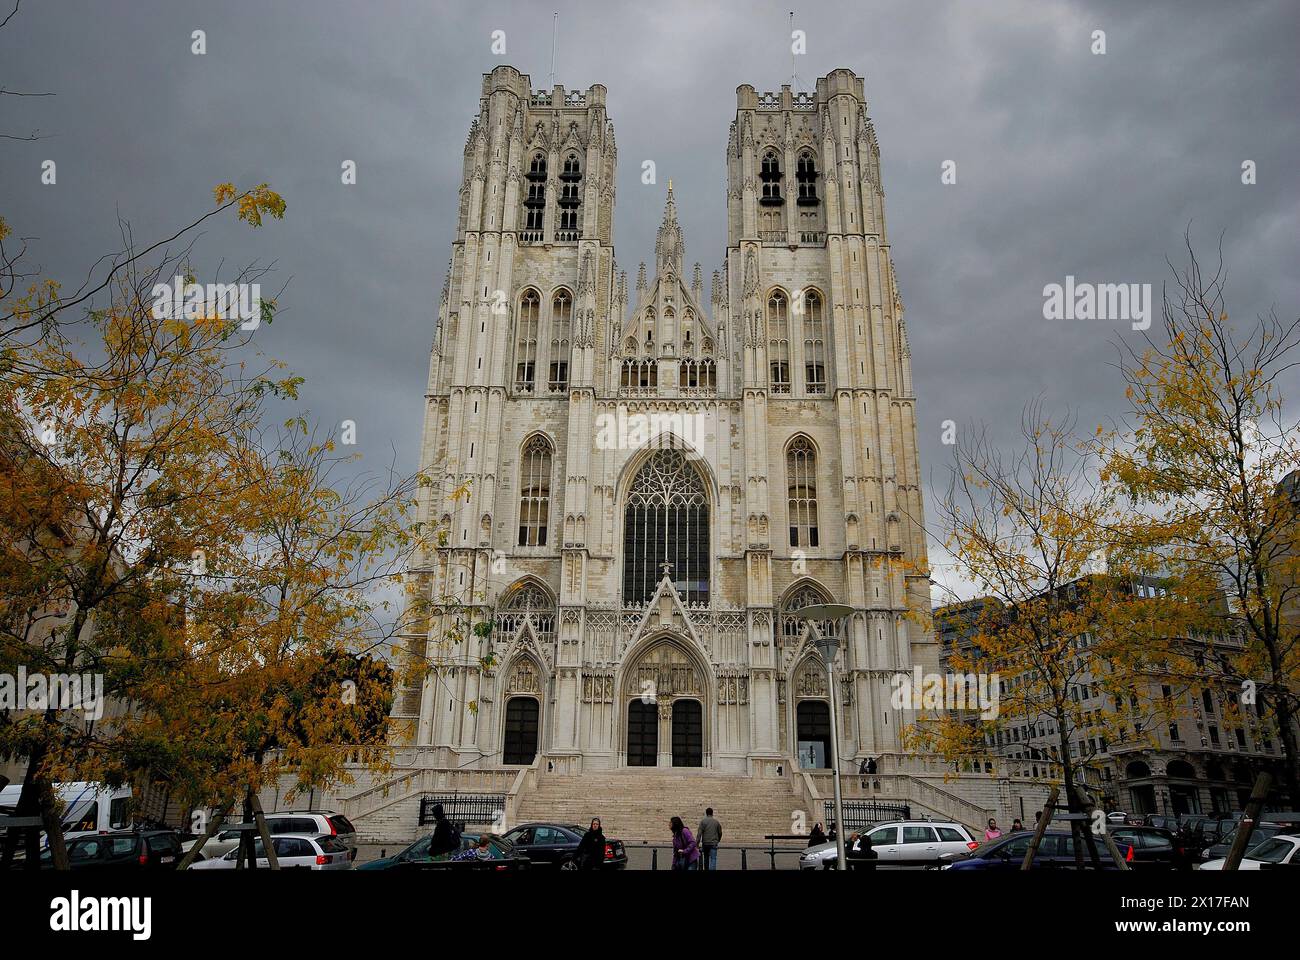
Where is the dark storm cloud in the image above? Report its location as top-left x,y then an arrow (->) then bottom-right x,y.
3,0 -> 1297,600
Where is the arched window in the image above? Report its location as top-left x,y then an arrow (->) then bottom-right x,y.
623,448 -> 709,605
548,290 -> 571,391
803,290 -> 826,393
514,290 -> 540,392
621,358 -> 657,390
796,151 -> 818,204
557,153 -> 581,239
523,154 -> 547,237
786,436 -> 819,548
759,151 -> 783,205
495,580 -> 556,647
518,435 -> 552,546
768,289 -> 791,393
779,583 -> 839,647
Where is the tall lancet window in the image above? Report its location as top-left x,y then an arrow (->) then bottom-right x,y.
523,154 -> 547,238
518,435 -> 553,547
803,290 -> 827,394
548,290 -> 572,391
768,289 -> 791,393
514,289 -> 540,392
557,154 -> 581,239
759,151 -> 783,205
796,151 -> 819,204
623,448 -> 709,606
786,436 -> 820,548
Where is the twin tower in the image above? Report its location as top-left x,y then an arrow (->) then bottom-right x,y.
397,65 -> 936,778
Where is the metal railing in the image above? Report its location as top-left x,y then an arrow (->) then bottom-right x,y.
418,795 -> 506,827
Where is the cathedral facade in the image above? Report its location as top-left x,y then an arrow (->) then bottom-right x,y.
394,65 -> 938,777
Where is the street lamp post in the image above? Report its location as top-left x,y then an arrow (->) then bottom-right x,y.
795,602 -> 855,871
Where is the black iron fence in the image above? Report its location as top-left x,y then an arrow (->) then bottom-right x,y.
418,795 -> 506,828
825,800 -> 911,831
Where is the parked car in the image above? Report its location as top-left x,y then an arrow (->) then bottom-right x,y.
1201,833 -> 1300,871
800,821 -> 978,870
499,822 -> 627,870
1142,814 -> 1180,831
262,811 -> 358,860
189,833 -> 352,870
181,826 -> 247,862
22,829 -> 184,870
356,831 -> 527,871
1201,822 -> 1285,862
942,830 -> 1133,870
1108,825 -> 1191,870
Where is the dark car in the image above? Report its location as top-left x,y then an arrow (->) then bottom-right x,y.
501,822 -> 628,870
1109,825 -> 1191,870
1201,822 -> 1285,863
1141,814 -> 1180,831
356,831 -> 528,871
944,830 -> 1133,871
28,829 -> 184,870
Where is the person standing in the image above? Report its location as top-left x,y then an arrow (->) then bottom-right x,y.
697,808 -> 722,872
670,817 -> 699,871
807,822 -> 827,847
574,817 -> 605,870
427,803 -> 460,861
984,818 -> 1002,842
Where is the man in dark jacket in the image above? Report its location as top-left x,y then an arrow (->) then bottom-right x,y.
697,808 -> 723,871
428,803 -> 459,860
845,832 -> 877,871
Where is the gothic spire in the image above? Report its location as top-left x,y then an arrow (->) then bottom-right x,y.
655,181 -> 684,276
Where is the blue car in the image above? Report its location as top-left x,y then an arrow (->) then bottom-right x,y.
944,830 -> 1132,870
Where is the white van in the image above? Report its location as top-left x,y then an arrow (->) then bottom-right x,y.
0,781 -> 135,850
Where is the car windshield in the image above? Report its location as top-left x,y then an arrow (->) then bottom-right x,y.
1244,837 -> 1294,863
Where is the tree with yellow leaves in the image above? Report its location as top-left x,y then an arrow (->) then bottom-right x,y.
922,404 -> 1205,864
1102,237 -> 1300,804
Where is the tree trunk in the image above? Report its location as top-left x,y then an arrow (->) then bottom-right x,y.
177,801 -> 232,870
250,793 -> 281,870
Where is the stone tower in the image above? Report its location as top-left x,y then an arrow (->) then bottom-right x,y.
393,66 -> 937,779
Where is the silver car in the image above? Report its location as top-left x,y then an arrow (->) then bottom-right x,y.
189,833 -> 353,870
799,821 -> 979,869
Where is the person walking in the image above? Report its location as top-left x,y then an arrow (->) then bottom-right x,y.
984,818 -> 1002,842
807,822 -> 827,847
427,803 -> 461,861
697,808 -> 722,872
670,816 -> 699,871
574,817 -> 606,870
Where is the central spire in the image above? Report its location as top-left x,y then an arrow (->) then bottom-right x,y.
655,182 -> 683,276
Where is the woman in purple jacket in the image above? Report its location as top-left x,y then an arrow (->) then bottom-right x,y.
670,816 -> 700,871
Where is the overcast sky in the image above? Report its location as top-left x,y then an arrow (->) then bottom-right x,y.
3,0 -> 1297,603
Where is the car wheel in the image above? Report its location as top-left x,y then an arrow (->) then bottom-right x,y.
559,856 -> 579,871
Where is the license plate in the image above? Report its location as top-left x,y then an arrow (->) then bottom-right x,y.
160,856 -> 174,863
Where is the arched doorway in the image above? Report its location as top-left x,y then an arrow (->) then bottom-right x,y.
672,700 -> 703,767
502,697 -> 540,765
627,700 -> 658,766
620,637 -> 710,768
796,700 -> 832,769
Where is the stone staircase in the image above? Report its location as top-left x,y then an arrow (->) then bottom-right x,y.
513,768 -> 803,843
